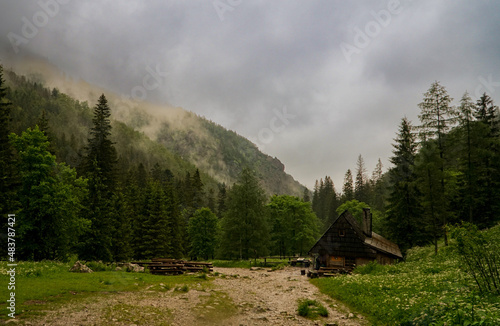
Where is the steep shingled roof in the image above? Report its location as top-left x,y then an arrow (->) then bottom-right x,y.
309,209 -> 403,259
365,232 -> 403,259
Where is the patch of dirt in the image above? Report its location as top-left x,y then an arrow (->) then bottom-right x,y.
210,267 -> 366,326
25,267 -> 367,326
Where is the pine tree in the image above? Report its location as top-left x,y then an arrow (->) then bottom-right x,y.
302,188 -> 311,202
385,118 -> 423,253
342,169 -> 354,201
109,189 -> 133,261
188,208 -> 218,260
79,94 -> 118,261
414,141 -> 446,253
82,94 -> 117,192
37,109 -> 56,155
191,169 -> 204,209
217,182 -> 227,218
456,92 -> 480,223
370,158 -> 385,212
474,93 -> 500,227
219,168 -> 269,260
164,177 -> 184,258
417,81 -> 456,245
354,154 -> 368,203
0,65 -> 18,219
143,180 -> 171,259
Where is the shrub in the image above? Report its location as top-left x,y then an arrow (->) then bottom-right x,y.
353,261 -> 384,275
451,223 -> 500,294
297,299 -> 328,319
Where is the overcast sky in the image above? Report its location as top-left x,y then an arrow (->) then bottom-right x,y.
1,0 -> 500,190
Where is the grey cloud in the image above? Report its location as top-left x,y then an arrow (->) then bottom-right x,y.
1,0 -> 500,189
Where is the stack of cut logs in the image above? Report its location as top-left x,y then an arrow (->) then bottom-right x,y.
132,258 -> 213,275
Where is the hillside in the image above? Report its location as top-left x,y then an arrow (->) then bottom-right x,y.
3,59 -> 306,196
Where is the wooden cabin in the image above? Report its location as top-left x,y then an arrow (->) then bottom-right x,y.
308,208 -> 402,272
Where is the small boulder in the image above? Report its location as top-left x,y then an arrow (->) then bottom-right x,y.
69,261 -> 93,273
123,262 -> 144,273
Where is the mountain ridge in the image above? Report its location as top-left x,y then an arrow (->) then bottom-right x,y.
2,56 -> 306,196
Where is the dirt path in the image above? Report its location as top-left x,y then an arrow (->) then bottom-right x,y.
28,267 -> 367,326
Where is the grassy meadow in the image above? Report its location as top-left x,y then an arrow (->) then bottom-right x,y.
311,235 -> 500,325
0,260 -> 209,321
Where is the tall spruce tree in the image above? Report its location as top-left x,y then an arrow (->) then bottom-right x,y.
456,92 -> 481,223
80,94 -> 118,261
354,154 -> 369,203
414,141 -> 446,253
418,81 -> 456,245
342,169 -> 354,201
217,182 -> 227,218
0,65 -> 18,220
474,93 -> 500,227
82,94 -> 117,191
188,208 -> 218,260
219,168 -> 269,260
370,158 -> 386,213
385,118 -> 423,253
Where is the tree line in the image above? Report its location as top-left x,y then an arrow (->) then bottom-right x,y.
0,66 -> 319,262
311,81 -> 500,254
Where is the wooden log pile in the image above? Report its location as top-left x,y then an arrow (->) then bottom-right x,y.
131,258 -> 213,275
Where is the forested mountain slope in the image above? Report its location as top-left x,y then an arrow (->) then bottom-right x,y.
3,61 -> 305,196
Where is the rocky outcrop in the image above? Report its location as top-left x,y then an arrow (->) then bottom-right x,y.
69,261 -> 93,273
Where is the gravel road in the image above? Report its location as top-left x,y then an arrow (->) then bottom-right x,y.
29,267 -> 367,326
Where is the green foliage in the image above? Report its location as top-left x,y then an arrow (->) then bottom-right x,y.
10,126 -> 89,260
311,176 -> 338,230
385,118 -> 423,253
82,94 -> 117,191
451,223 -> 500,294
336,199 -> 369,226
312,238 -> 500,325
353,261 -> 386,275
0,260 -> 207,321
268,195 -> 320,257
0,65 -> 18,222
270,262 -> 288,271
297,299 -> 328,318
175,284 -> 189,292
218,168 -> 270,260
188,208 -> 218,260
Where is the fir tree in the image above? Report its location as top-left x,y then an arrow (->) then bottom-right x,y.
219,168 -> 269,260
385,118 -> 423,253
0,65 -> 18,219
217,182 -> 227,218
342,169 -> 354,201
354,154 -> 368,203
82,94 -> 117,192
79,94 -> 118,261
188,208 -> 218,260
417,81 -> 456,245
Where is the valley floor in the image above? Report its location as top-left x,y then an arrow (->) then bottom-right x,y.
27,267 -> 366,326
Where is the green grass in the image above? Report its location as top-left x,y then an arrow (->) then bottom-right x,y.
194,290 -> 238,323
311,242 -> 500,325
297,298 -> 328,319
0,260 -> 209,321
